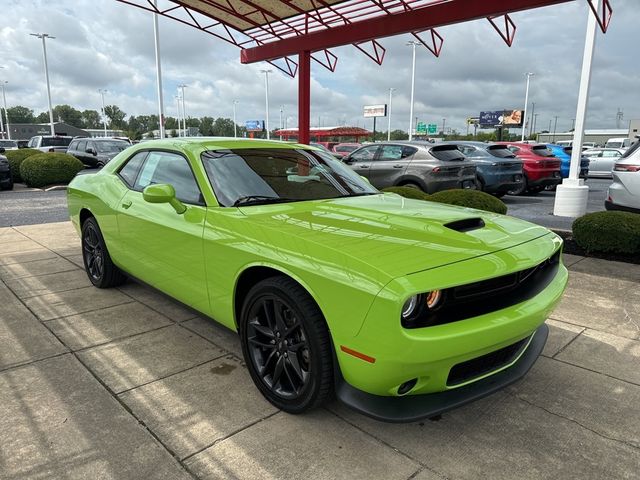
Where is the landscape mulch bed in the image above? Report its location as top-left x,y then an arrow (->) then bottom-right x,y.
554,229 -> 640,265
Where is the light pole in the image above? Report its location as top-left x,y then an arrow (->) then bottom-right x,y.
98,89 -> 108,136
407,41 -> 419,140
260,69 -> 272,139
442,118 -> 446,138
30,33 -> 56,136
0,80 -> 9,140
528,101 -> 536,138
178,84 -> 187,136
387,87 -> 394,141
533,113 -> 539,137
152,0 -> 165,139
0,67 -> 4,139
552,115 -> 559,142
521,72 -> 534,141
233,100 -> 239,138
174,95 -> 181,137
279,105 -> 284,140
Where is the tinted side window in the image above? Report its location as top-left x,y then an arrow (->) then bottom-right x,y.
68,140 -> 78,151
350,145 -> 378,161
134,151 -> 202,205
118,151 -> 148,188
78,140 -> 87,152
377,145 -> 404,161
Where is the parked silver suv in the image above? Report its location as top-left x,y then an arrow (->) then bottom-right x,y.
342,142 -> 477,193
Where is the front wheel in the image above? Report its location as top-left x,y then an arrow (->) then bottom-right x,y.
240,276 -> 333,413
81,217 -> 127,288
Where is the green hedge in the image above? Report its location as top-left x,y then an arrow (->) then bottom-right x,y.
572,211 -> 640,255
428,189 -> 507,214
5,148 -> 40,183
383,186 -> 430,200
19,153 -> 84,188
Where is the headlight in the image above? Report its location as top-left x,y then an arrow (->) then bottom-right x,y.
401,291 -> 442,320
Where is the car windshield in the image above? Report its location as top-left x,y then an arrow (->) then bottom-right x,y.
202,148 -> 379,207
486,145 -> 516,158
0,140 -> 17,148
96,140 -> 128,153
335,145 -> 359,153
41,137 -> 72,147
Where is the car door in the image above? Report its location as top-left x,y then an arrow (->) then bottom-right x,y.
601,149 -> 622,174
587,150 -> 604,174
345,145 -> 379,178
75,140 -> 88,165
368,144 -> 416,188
115,149 -> 209,312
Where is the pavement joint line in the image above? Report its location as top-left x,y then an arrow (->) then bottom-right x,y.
114,351 -> 231,395
0,250 -> 64,266
31,298 -> 138,322
324,406 -> 438,474
0,351 -> 72,375
115,282 -> 199,324
60,322 -> 177,353
551,326 -> 586,359
547,315 -> 640,341
406,466 -> 450,480
180,410 -> 282,462
2,276 -> 198,479
547,355 -> 640,389
0,263 -> 81,281
508,391 -> 640,451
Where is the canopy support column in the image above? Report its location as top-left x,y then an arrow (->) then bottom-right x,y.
298,50 -> 311,145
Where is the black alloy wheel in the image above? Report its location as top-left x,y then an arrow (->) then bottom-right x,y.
240,276 -> 333,413
81,217 -> 127,288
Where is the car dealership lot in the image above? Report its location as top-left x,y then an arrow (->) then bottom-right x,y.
1,221 -> 638,480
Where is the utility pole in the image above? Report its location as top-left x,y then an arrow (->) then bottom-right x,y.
0,81 -> 9,140
260,69 -> 272,139
233,100 -> 238,138
442,118 -> 446,138
152,0 -> 165,139
98,89 -> 108,136
0,67 -> 4,139
407,41 -> 419,141
552,115 -> 559,142
528,102 -> 536,138
521,72 -> 535,141
279,105 -> 284,140
533,113 -> 539,137
30,33 -> 56,136
387,87 -> 394,141
174,95 -> 181,136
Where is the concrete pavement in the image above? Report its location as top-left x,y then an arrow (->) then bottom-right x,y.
0,222 -> 638,479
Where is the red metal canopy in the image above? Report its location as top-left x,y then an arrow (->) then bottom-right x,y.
276,126 -> 371,140
116,0 -> 609,145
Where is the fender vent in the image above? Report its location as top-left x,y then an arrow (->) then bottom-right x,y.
444,217 -> 485,233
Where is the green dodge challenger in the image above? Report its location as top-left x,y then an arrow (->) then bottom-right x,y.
67,138 -> 567,422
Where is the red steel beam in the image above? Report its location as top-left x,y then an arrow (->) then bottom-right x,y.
298,50 -> 311,145
241,0 -> 573,63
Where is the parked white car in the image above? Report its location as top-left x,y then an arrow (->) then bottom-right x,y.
27,135 -> 73,152
0,139 -> 18,150
605,137 -> 631,150
582,148 -> 626,178
606,142 -> 640,213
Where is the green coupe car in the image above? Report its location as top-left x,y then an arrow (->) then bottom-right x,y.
67,138 -> 567,422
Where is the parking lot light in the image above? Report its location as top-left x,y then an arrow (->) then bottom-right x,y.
387,87 -> 395,141
521,72 -> 534,142
233,100 -> 239,138
260,70 -> 272,140
30,33 -> 56,136
0,79 -> 9,140
406,41 -> 419,141
98,89 -> 108,137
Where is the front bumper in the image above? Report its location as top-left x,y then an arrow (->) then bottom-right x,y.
336,323 -> 548,423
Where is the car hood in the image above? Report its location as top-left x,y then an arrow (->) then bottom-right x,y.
239,193 -> 551,278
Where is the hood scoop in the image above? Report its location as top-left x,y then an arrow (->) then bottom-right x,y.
444,217 -> 486,233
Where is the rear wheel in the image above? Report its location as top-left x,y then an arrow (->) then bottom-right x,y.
240,276 -> 333,413
0,178 -> 13,191
81,217 -> 127,288
401,182 -> 422,191
507,177 -> 527,196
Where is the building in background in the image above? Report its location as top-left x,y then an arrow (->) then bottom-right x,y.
9,122 -> 88,140
85,128 -> 125,138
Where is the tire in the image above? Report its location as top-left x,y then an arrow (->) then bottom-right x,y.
493,192 -> 506,198
81,217 -> 127,288
507,177 -> 527,196
0,178 -> 13,191
401,182 -> 422,191
240,276 -> 333,413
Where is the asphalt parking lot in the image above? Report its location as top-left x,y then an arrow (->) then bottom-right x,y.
1,221 -> 638,479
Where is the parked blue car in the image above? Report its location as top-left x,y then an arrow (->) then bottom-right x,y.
442,141 -> 524,196
546,144 -> 589,178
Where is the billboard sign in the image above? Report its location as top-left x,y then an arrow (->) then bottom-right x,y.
363,104 -> 387,118
245,120 -> 264,131
479,110 -> 524,127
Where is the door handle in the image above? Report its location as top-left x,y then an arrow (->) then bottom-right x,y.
393,164 -> 403,168
121,200 -> 132,209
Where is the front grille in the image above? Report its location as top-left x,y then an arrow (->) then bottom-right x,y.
402,249 -> 560,329
447,337 -> 529,386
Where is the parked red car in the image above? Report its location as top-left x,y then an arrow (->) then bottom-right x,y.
494,142 -> 562,194
332,143 -> 362,158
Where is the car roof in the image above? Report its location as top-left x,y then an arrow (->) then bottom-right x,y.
127,137 -> 312,153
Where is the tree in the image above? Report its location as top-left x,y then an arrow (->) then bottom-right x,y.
7,106 -> 35,123
212,117 -> 235,137
52,105 -> 83,127
35,111 -> 49,123
199,116 -> 214,136
389,129 -> 409,141
170,129 -> 178,138
146,131 -> 155,139
104,105 -> 127,129
165,116 -> 178,130
82,110 -> 102,129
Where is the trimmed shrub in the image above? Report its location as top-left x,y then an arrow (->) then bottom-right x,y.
428,189 -> 508,214
20,153 -> 84,188
5,148 -> 40,183
382,186 -> 430,201
572,211 -> 640,255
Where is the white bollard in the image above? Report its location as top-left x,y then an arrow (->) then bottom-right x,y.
553,178 -> 589,217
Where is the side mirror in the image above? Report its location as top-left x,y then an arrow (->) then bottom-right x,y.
86,148 -> 97,156
142,184 -> 186,214
0,147 -> 5,154
343,156 -> 354,164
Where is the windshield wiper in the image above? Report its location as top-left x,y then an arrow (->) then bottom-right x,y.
233,195 -> 292,207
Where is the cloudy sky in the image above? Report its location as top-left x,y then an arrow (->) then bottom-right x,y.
0,0 -> 638,135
